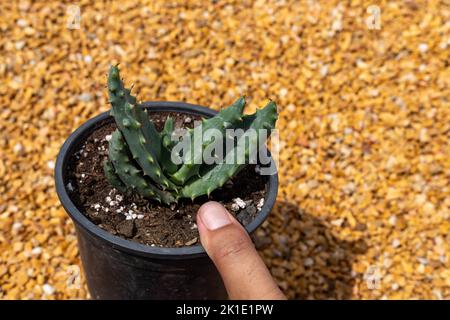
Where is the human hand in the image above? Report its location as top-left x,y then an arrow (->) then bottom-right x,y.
196,201 -> 286,300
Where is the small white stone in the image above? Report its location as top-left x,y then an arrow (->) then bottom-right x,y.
31,247 -> 42,255
419,128 -> 429,142
356,59 -> 367,69
433,289 -> 443,300
115,194 -> 123,202
319,65 -> 329,77
105,196 -> 111,202
391,283 -> 399,290
342,182 -> 355,194
15,41 -> 25,50
279,88 -> 288,98
47,160 -> 55,170
386,156 -> 397,170
190,223 -> 198,230
344,127 -> 353,135
368,89 -> 379,97
78,92 -> 92,102
114,44 -> 126,56
184,117 -> 192,124
383,258 -> 393,268
147,48 -> 158,59
331,218 -> 344,227
418,43 -> 428,53
128,210 -> 133,215
392,239 -> 401,248
105,134 -> 112,141
13,143 -> 24,154
17,19 -> 28,27
12,222 -> 23,232
417,257 -> 428,265
439,38 -> 450,50
435,236 -> 444,247
42,284 -> 55,295
331,19 -> 342,32
83,55 -> 92,64
225,57 -> 234,65
388,215 -> 397,226
93,204 -> 100,210
137,214 -> 144,219
125,216 -> 132,220
286,104 -> 295,112
81,173 -> 86,178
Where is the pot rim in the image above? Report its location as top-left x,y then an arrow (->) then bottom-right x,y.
55,101 -> 278,260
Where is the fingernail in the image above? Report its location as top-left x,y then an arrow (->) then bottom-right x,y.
198,202 -> 232,231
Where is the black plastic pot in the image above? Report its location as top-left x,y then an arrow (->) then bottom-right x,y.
55,101 -> 278,300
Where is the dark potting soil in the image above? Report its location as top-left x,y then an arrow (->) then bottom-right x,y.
66,111 -> 268,247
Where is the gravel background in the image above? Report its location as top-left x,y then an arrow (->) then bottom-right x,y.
0,0 -> 449,299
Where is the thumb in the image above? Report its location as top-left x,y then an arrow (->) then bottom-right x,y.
196,201 -> 285,300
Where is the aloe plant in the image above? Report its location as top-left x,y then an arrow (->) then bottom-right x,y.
103,65 -> 278,204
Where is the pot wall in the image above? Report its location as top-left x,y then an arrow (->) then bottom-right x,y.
75,225 -> 226,299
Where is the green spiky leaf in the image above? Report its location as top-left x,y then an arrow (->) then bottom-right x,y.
170,97 -> 246,185
180,101 -> 277,199
108,130 -> 176,205
103,65 -> 278,206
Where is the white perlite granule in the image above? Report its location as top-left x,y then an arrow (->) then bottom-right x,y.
66,182 -> 74,192
232,197 -> 246,209
256,198 -> 264,211
123,210 -> 144,220
230,203 -> 240,212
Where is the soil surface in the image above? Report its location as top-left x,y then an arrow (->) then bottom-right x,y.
66,111 -> 268,247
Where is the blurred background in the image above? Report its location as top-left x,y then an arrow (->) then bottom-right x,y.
0,0 -> 449,299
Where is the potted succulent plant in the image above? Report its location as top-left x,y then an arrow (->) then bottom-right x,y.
55,65 -> 279,299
